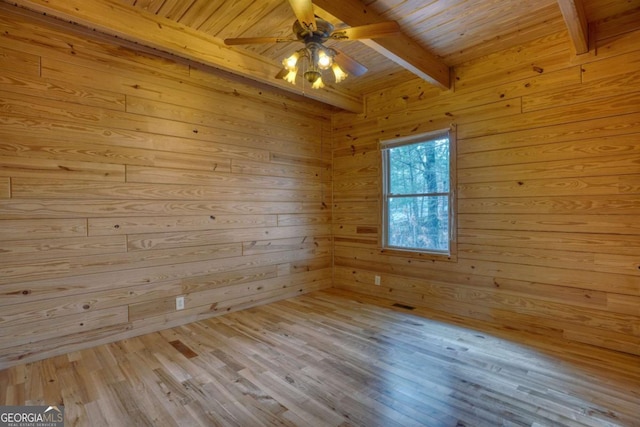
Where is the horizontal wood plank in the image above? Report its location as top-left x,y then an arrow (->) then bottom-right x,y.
0,46 -> 40,76
0,306 -> 128,349
0,154 -> 125,181
0,235 -> 127,263
242,236 -> 330,256
458,174 -> 637,198
459,243 -> 639,277
126,165 -> 320,191
277,213 -> 332,227
0,218 -> 87,241
458,213 -> 640,234
0,68 -> 125,111
127,224 -> 332,251
88,214 -> 277,236
458,195 -> 640,215
0,199 -> 307,219
231,158 -> 323,181
457,229 -> 640,256
11,179 -> 321,202
459,153 -> 640,184
458,132 -> 640,168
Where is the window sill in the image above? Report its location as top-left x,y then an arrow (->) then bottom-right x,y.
379,247 -> 458,263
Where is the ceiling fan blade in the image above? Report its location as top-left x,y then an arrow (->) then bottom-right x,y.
330,21 -> 401,41
224,37 -> 297,46
275,68 -> 289,80
288,0 -> 317,32
333,49 -> 368,77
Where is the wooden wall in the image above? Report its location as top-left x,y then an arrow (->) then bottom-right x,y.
333,12 -> 640,355
1,2 -> 638,370
0,4 -> 332,368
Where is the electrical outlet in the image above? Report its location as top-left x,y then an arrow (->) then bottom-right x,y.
374,275 -> 381,286
176,296 -> 185,310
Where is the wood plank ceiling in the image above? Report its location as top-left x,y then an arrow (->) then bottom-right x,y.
5,0 -> 640,111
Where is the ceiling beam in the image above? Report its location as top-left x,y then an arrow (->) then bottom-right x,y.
313,0 -> 450,90
557,0 -> 589,54
4,0 -> 363,112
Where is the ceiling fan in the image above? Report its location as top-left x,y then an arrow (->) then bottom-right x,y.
223,0 -> 401,89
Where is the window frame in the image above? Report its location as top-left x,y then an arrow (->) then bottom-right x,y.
380,126 -> 457,261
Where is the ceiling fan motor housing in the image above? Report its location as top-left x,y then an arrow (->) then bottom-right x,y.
293,17 -> 334,43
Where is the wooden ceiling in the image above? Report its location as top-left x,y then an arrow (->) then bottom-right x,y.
5,0 -> 640,112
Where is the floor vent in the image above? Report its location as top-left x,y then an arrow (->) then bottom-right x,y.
392,303 -> 415,310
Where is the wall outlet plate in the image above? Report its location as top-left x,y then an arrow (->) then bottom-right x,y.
374,275 -> 381,285
176,296 -> 185,310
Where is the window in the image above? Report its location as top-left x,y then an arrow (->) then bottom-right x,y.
381,128 -> 456,256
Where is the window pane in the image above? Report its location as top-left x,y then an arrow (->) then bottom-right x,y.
388,138 -> 449,195
387,196 -> 449,251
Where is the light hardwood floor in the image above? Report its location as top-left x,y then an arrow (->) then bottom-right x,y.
1,289 -> 639,426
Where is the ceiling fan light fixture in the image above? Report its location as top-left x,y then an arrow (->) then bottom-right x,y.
282,43 -> 343,88
332,63 -> 347,83
283,50 -> 302,71
312,77 -> 324,89
317,49 -> 333,70
284,68 -> 298,84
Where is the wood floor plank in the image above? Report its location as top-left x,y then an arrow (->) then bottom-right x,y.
1,289 -> 638,426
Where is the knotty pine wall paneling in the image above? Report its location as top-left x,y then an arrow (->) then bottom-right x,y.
0,4 -> 332,368
332,12 -> 640,355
